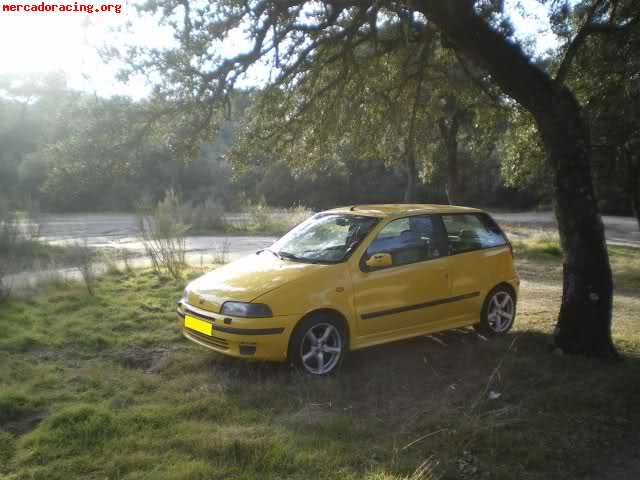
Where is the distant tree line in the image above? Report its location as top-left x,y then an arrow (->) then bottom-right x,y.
0,70 -> 634,217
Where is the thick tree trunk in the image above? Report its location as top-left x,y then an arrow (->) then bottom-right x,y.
419,1 -> 617,358
438,111 -> 461,205
536,91 -> 615,356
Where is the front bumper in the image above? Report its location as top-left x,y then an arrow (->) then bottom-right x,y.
177,301 -> 295,361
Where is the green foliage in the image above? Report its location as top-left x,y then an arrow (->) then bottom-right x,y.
499,107 -> 549,193
562,0 -> 640,218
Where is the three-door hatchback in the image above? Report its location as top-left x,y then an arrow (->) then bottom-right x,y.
177,204 -> 519,375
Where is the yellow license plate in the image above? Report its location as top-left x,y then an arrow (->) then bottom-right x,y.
185,315 -> 213,336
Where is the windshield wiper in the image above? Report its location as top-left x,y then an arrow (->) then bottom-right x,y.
257,248 -> 282,259
279,251 -> 322,264
278,251 -> 300,261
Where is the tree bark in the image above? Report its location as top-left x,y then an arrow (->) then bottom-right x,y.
403,39 -> 431,203
403,80 -> 422,203
629,157 -> 640,230
438,108 -> 462,205
404,148 -> 418,202
627,150 -> 640,231
418,1 -> 617,358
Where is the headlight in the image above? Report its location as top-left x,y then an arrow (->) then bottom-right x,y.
182,288 -> 189,301
220,301 -> 272,318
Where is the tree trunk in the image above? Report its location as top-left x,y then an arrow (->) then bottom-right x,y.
402,88 -> 420,202
403,42 -> 431,203
438,110 -> 461,205
404,150 -> 418,202
418,1 -> 617,358
627,151 -> 640,231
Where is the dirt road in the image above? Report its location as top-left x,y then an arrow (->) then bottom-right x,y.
37,211 -> 640,249
7,210 -> 637,290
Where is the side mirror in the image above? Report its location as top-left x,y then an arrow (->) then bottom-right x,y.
365,252 -> 392,270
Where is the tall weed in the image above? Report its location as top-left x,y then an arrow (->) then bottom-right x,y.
137,190 -> 189,279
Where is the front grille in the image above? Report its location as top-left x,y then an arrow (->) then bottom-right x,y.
185,328 -> 229,350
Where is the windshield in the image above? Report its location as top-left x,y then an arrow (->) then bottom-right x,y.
269,214 -> 379,264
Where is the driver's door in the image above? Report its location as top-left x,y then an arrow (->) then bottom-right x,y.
351,215 -> 450,342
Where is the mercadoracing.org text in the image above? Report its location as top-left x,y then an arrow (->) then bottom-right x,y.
2,1 -> 122,14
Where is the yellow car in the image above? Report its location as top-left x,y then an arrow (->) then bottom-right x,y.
177,204 -> 518,375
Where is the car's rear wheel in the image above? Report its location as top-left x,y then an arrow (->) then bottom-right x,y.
476,286 -> 516,335
290,315 -> 345,375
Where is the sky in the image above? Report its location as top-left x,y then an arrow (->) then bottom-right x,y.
0,0 -> 559,99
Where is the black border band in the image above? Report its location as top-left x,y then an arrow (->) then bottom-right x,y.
212,324 -> 284,336
361,291 -> 480,320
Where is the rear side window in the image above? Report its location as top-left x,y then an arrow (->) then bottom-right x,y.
365,215 -> 447,267
441,214 -> 507,255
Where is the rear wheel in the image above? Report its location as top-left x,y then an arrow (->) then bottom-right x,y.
476,286 -> 516,335
290,315 -> 345,375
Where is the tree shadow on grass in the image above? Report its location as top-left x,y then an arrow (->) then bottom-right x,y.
206,328 -> 640,478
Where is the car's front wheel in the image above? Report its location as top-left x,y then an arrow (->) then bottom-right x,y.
290,315 -> 345,375
476,286 -> 516,335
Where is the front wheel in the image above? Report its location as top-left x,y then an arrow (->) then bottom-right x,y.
475,286 -> 516,335
290,316 -> 345,375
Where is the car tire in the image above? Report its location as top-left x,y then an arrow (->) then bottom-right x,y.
289,314 -> 346,376
475,285 -> 517,336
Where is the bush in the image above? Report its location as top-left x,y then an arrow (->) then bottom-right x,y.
246,203 -> 312,235
137,190 -> 189,279
212,239 -> 231,264
181,197 -> 228,232
0,202 -> 35,302
71,239 -> 97,295
0,263 -> 10,304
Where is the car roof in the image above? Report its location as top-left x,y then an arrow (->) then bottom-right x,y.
324,204 -> 484,218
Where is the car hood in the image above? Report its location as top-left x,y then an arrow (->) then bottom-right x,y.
186,252 -> 327,313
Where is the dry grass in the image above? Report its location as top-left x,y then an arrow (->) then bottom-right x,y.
0,245 -> 638,479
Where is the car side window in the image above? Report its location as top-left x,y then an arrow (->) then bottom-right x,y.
365,215 -> 446,268
441,214 -> 507,255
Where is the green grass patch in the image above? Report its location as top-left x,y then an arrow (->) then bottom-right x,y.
0,251 -> 639,479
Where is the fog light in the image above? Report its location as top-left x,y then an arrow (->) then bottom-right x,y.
239,344 -> 256,356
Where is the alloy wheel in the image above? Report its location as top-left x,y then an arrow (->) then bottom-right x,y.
299,322 -> 343,375
487,291 -> 515,333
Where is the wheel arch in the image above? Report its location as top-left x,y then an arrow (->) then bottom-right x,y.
491,281 -> 517,302
287,308 -> 351,360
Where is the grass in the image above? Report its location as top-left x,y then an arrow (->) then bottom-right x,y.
0,244 -> 639,479
506,225 -> 640,293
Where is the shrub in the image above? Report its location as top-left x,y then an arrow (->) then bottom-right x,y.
181,198 -> 228,232
137,189 -> 189,279
72,239 -> 97,295
212,239 -> 231,264
0,204 -> 22,302
246,203 -> 312,235
0,263 -> 10,304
